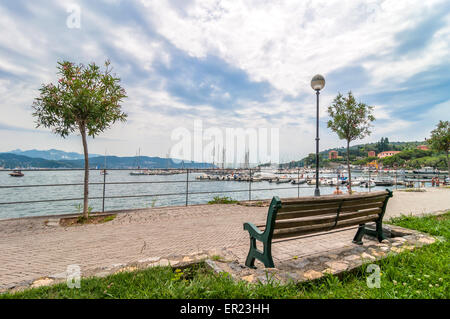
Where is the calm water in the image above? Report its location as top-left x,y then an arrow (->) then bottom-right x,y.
0,170 -> 405,220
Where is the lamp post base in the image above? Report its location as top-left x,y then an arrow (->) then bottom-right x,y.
314,188 -> 320,197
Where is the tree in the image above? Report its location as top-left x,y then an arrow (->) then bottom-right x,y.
327,92 -> 375,193
32,60 -> 127,218
427,120 -> 450,179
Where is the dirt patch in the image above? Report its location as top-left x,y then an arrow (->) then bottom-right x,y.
59,214 -> 117,227
435,214 -> 450,221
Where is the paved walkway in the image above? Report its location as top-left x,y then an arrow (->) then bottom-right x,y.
0,188 -> 448,290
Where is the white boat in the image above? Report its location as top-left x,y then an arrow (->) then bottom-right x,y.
360,180 -> 376,188
413,167 -> 437,174
291,178 -> 306,185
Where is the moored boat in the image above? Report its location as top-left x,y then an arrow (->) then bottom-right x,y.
9,170 -> 24,177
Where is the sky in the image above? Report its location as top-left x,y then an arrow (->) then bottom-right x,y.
0,0 -> 449,164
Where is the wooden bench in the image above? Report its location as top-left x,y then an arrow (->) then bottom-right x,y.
243,190 -> 393,268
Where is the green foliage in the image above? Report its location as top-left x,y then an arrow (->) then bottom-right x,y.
428,121 -> 450,154
376,137 -> 390,152
352,156 -> 378,165
208,196 -> 238,204
428,120 -> 450,177
327,92 -> 375,143
379,149 -> 447,169
32,60 -> 127,138
3,213 -> 449,299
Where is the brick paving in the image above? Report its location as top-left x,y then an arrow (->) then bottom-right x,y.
0,188 -> 448,290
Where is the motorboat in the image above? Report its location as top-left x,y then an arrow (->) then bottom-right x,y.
360,180 -> 376,188
9,170 -> 24,177
374,177 -> 394,186
413,167 -> 437,174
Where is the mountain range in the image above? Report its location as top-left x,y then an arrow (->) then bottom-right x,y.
9,149 -> 102,160
0,149 -> 214,169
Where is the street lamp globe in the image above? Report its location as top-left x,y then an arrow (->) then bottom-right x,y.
311,74 -> 325,91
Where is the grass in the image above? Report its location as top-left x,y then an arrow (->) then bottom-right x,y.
399,188 -> 427,192
207,196 -> 238,204
2,212 -> 449,299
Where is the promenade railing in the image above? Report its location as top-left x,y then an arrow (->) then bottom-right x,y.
0,167 -> 443,218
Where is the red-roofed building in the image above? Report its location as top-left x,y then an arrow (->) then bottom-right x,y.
377,151 -> 401,158
368,151 -> 376,157
417,145 -> 429,151
329,150 -> 338,160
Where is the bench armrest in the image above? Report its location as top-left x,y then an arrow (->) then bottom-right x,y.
243,222 -> 264,241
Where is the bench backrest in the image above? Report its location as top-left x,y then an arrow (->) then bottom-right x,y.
262,190 -> 392,240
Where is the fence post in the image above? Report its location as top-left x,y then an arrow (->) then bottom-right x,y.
185,168 -> 189,206
297,168 -> 300,197
249,168 -> 252,201
102,169 -> 106,212
368,167 -> 371,193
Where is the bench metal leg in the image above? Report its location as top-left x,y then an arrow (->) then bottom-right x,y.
262,242 -> 274,268
245,237 -> 257,268
244,237 -> 274,268
376,221 -> 386,242
352,224 -> 365,245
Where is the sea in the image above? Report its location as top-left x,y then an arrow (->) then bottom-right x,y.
0,169 -> 416,220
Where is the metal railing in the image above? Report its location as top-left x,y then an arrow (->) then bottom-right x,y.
0,167 -> 444,218
0,168 -> 318,216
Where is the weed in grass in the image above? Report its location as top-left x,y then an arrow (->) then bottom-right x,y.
207,196 -> 238,205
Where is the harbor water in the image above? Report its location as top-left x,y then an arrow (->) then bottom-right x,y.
0,169 -> 434,220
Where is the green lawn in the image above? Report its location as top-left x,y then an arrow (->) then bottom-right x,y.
2,212 -> 449,299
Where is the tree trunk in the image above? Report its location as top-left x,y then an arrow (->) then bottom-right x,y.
80,125 -> 89,219
347,139 -> 352,194
447,150 -> 449,181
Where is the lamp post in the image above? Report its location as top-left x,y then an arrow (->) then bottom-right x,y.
311,74 -> 325,196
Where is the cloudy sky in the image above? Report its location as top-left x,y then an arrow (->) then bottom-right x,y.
0,0 -> 449,163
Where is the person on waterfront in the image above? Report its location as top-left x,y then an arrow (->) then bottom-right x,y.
333,186 -> 343,195
436,178 -> 440,187
346,184 -> 352,194
432,177 -> 435,187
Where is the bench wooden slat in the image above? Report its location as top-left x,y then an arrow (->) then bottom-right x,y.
279,191 -> 388,206
272,214 -> 379,239
278,195 -> 386,213
273,207 -> 382,229
276,200 -> 384,221
276,207 -> 339,220
340,201 -> 384,212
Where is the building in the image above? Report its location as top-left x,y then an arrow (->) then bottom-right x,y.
416,145 -> 429,151
377,151 -> 401,158
368,151 -> 376,157
328,150 -> 338,160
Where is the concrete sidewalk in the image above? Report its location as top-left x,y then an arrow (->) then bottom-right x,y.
0,188 -> 448,290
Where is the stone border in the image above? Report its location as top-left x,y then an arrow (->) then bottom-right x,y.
0,224 -> 442,294
0,249 -> 228,294
204,225 -> 440,284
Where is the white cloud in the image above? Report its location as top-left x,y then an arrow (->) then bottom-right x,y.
141,0 -> 450,96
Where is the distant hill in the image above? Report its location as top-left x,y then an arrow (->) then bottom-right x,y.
63,156 -> 215,169
281,139 -> 428,168
0,153 -> 76,169
9,149 -> 102,160
0,153 -> 214,169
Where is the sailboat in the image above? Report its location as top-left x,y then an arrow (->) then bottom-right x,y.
130,149 -> 149,175
100,151 -> 108,175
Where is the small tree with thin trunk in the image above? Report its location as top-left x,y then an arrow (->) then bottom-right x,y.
32,60 -> 127,218
327,92 -> 375,193
427,120 -> 450,180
